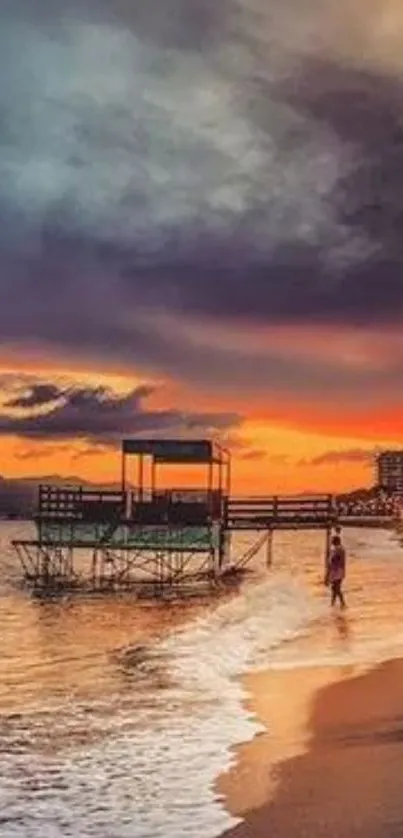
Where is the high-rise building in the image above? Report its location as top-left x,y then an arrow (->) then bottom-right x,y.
376,450 -> 403,492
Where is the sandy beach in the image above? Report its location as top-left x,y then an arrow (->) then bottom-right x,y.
219,655 -> 403,838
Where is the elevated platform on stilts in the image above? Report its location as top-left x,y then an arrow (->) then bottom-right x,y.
12,439 -> 232,596
11,438 -> 399,597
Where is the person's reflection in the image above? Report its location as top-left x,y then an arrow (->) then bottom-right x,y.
334,612 -> 350,642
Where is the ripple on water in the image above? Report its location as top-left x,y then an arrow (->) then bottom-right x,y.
1,527 -> 403,836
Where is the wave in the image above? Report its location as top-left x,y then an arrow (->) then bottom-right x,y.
163,572 -> 324,696
3,527 -> 403,838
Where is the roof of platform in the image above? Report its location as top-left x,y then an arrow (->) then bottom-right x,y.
121,438 -> 228,464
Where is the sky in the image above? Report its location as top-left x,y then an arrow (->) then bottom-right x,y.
1,0 -> 403,492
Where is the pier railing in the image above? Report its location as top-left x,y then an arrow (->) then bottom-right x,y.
226,494 -> 335,529
37,486 -> 397,531
37,485 -> 227,527
38,485 -> 125,522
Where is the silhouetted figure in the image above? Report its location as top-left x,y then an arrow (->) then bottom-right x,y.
325,535 -> 346,608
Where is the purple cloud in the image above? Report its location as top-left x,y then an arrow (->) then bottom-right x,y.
0,377 -> 241,444
1,1 -> 403,406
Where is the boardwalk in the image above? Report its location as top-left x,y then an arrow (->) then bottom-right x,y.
227,495 -> 396,530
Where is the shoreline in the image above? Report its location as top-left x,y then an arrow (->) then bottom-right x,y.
217,656 -> 403,837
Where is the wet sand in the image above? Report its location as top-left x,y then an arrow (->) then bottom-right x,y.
218,656 -> 403,837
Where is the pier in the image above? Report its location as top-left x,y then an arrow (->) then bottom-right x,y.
11,438 -> 399,595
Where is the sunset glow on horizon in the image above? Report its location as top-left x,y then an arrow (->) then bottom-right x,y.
1,1 -> 403,494
0,360 -> 396,494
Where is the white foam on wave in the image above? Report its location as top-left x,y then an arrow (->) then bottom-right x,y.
0,708 -> 253,838
0,571 -> 322,838
5,525 -> 403,838
163,572 -> 325,692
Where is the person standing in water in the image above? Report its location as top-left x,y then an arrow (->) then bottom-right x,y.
325,534 -> 346,608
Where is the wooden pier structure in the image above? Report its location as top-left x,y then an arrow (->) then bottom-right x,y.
11,438 -> 399,596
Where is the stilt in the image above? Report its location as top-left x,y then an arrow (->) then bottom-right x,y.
325,527 -> 331,575
91,548 -> 98,586
266,528 -> 273,567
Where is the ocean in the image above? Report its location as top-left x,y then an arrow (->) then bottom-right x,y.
1,521 -> 403,837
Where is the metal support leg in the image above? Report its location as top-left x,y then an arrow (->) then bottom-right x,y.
209,547 -> 217,581
266,529 -> 273,567
325,527 -> 331,576
41,550 -> 50,589
91,549 -> 98,586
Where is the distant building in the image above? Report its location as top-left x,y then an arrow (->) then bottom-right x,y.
376,450 -> 403,493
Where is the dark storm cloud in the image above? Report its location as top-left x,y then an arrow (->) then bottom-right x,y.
6,383 -> 63,409
0,379 -> 241,443
2,1 -> 403,397
117,59 -> 403,326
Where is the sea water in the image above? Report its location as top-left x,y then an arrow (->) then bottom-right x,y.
0,522 -> 403,836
